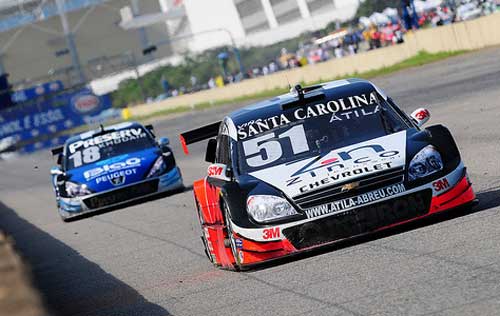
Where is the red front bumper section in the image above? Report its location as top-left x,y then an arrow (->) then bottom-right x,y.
206,175 -> 476,269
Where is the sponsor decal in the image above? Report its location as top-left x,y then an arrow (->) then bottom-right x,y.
329,105 -> 380,123
49,82 -> 61,91
84,157 -> 141,181
237,91 -> 379,140
289,142 -> 400,194
414,109 -> 430,121
68,128 -> 146,153
304,183 -> 406,219
207,163 -> 230,181
297,162 -> 393,194
95,168 -> 137,185
72,94 -> 100,114
262,227 -> 280,240
235,238 -> 243,249
35,85 -> 45,95
207,165 -> 223,176
432,178 -> 450,192
300,191 -> 428,238
238,250 -> 244,263
248,131 -> 407,198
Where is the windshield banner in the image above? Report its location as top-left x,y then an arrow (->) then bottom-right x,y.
0,88 -> 118,154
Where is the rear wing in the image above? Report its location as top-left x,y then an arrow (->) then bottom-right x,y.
179,121 -> 221,154
51,146 -> 63,156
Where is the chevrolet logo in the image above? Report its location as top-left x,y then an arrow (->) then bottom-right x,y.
341,181 -> 360,192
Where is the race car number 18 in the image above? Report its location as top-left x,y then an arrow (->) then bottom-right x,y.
68,146 -> 101,167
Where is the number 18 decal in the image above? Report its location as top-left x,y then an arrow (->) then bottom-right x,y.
68,146 -> 101,167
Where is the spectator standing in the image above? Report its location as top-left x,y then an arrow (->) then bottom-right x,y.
190,75 -> 197,89
161,75 -> 170,94
208,77 -> 216,89
262,65 -> 269,76
269,61 -> 278,73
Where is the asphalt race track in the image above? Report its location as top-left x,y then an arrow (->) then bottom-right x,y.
1,47 -> 500,316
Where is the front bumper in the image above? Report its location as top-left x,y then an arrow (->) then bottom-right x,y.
57,167 -> 183,219
222,165 -> 476,267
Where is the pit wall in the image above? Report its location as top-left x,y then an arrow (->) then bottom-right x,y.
129,12 -> 500,119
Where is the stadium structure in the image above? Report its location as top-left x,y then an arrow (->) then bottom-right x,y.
0,0 -> 358,89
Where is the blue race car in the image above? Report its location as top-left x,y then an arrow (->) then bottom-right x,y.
50,122 -> 183,221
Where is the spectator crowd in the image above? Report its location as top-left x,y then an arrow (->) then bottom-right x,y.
151,0 -> 498,102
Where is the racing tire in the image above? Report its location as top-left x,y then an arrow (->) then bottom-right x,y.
222,201 -> 242,271
195,200 -> 215,264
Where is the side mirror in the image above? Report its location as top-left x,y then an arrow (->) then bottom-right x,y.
205,139 -> 217,163
410,108 -> 431,127
207,163 -> 231,185
56,153 -> 63,165
158,137 -> 170,151
145,124 -> 156,137
50,166 -> 64,176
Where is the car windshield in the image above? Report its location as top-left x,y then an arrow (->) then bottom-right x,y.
236,93 -> 409,174
64,126 -> 155,170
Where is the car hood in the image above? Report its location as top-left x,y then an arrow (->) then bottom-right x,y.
248,131 -> 407,198
66,148 -> 160,192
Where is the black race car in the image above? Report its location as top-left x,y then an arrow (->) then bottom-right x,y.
180,78 -> 476,270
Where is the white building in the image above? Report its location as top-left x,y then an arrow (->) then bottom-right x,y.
0,0 -> 359,86
174,0 -> 359,52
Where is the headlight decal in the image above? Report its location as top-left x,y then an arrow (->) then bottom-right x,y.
147,157 -> 167,178
65,181 -> 92,197
247,195 -> 299,223
408,145 -> 443,181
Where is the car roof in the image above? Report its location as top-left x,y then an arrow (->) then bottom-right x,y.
65,121 -> 144,144
227,78 -> 387,127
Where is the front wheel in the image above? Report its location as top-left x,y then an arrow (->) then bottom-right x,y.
222,202 -> 241,270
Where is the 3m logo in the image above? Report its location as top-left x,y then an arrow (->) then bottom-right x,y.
262,227 -> 280,240
415,109 -> 430,121
433,178 -> 450,192
207,165 -> 223,176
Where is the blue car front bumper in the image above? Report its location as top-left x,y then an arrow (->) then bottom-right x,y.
57,167 -> 183,220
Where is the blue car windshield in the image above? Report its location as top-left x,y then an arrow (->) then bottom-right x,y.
236,93 -> 410,174
64,126 -> 155,170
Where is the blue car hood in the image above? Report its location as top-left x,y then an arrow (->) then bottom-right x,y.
66,148 -> 160,192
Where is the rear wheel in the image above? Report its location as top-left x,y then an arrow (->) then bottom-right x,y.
195,200 -> 215,264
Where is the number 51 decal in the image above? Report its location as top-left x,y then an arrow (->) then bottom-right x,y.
242,125 -> 309,168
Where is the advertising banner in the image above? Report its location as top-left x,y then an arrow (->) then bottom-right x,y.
0,88 -> 119,154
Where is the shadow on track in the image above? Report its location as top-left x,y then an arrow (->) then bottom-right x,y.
245,187 -> 500,272
0,201 -> 171,316
65,185 -> 193,222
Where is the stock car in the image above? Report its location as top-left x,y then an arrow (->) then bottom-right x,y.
50,122 -> 183,221
180,78 -> 477,270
